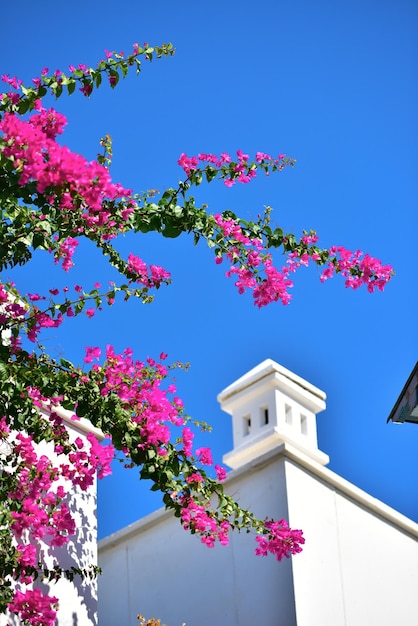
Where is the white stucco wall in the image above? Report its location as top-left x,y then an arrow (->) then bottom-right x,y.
99,445 -> 418,626
99,454 -> 297,626
285,456 -> 418,626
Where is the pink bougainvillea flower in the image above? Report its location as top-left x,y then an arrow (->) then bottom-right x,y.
84,346 -> 101,363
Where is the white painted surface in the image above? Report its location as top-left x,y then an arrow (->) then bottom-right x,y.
99,455 -> 297,626
287,458 -> 418,626
99,447 -> 418,626
219,359 -> 329,469
99,361 -> 418,626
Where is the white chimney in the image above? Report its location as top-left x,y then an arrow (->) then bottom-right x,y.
218,359 -> 329,469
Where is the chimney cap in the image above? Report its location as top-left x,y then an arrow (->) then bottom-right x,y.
217,359 -> 326,406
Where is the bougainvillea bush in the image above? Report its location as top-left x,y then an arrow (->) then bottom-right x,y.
0,42 -> 393,625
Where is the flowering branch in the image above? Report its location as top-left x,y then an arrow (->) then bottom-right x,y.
0,41 -> 393,625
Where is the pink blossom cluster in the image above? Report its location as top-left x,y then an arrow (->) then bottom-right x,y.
214,464 -> 227,481
27,309 -> 64,343
252,255 -> 294,306
60,432 -> 114,488
11,497 -> 75,548
0,281 -> 65,344
214,214 -> 294,307
8,432 -> 73,546
84,345 -> 102,363
195,446 -> 213,465
127,253 -> 171,287
16,543 -> 37,572
29,105 -> 67,138
89,346 -> 185,453
180,496 -> 230,548
213,215 -> 393,305
282,237 -> 393,293
178,151 -> 231,175
0,109 -> 131,231
178,149 -> 293,186
185,471 -> 204,485
7,588 -> 58,626
80,347 -> 227,497
255,519 -> 305,562
320,245 -> 393,292
181,426 -> 194,457
54,236 -> 79,272
0,284 -> 27,324
0,414 -> 10,437
1,74 -> 23,90
178,479 -> 303,557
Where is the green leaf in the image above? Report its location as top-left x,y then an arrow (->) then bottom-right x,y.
0,362 -> 9,380
59,358 -> 74,370
74,300 -> 85,315
205,167 -> 218,182
67,80 -> 76,95
94,72 -> 102,89
162,225 -> 182,238
17,98 -> 30,115
32,232 -> 46,250
76,401 -> 89,418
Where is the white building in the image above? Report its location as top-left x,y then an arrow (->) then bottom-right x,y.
98,359 -> 418,626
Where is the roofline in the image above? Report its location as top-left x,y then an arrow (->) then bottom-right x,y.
387,361 -> 418,423
98,441 -> 418,551
41,405 -> 105,441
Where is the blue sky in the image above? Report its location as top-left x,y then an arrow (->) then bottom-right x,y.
1,0 -> 417,540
